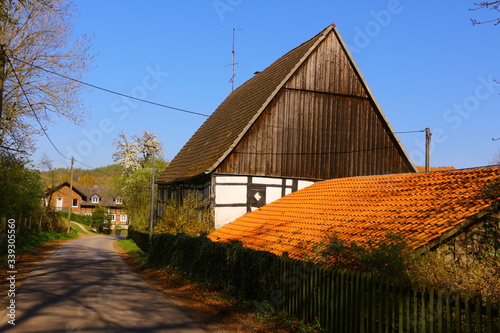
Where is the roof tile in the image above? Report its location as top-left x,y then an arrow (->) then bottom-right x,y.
208,166 -> 500,260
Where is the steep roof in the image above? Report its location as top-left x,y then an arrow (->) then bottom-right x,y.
208,166 -> 500,260
157,24 -> 415,184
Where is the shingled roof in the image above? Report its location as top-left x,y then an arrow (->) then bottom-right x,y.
157,24 -> 414,184
208,166 -> 500,260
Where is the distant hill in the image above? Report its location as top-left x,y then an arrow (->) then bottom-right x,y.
41,163 -> 123,189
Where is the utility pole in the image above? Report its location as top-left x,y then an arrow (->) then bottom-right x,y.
220,28 -> 243,92
67,156 -> 74,232
425,128 -> 432,172
145,144 -> 156,243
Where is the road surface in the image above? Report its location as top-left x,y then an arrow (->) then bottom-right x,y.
1,236 -> 206,332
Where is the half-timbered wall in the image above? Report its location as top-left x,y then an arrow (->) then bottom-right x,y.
212,174 -> 315,228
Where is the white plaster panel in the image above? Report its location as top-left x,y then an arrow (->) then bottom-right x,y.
215,185 -> 247,204
286,179 -> 293,186
214,206 -> 248,229
252,177 -> 283,185
216,175 -> 248,184
285,188 -> 292,195
297,180 -> 315,190
266,186 -> 283,204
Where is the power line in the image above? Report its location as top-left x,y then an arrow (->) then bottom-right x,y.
9,54 -> 426,137
5,52 -> 69,160
9,56 -> 211,118
3,50 -> 115,177
5,50 -> 426,174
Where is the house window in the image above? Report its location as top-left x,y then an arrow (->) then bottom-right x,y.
91,195 -> 99,203
120,214 -> 128,222
110,214 -> 116,222
84,213 -> 91,216
72,199 -> 78,207
115,197 -> 123,205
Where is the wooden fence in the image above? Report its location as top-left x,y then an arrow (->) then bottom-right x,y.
280,256 -> 500,333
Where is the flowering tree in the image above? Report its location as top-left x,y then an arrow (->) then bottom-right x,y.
112,131 -> 166,231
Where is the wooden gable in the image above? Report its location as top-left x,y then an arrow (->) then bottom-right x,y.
157,24 -> 415,185
216,25 -> 414,179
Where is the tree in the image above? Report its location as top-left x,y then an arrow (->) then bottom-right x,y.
112,131 -> 163,176
91,206 -> 111,232
491,150 -> 500,165
470,1 -> 500,25
0,151 -> 44,217
78,173 -> 96,187
0,0 -> 93,152
112,131 -> 166,231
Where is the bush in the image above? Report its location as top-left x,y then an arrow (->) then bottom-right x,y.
156,191 -> 214,236
91,206 -> 111,232
56,211 -> 92,226
306,231 -> 416,282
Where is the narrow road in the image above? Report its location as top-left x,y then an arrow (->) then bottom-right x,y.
1,236 -> 205,332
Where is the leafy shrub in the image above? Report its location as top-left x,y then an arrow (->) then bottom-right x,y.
56,211 -> 92,226
91,206 -> 111,232
306,231 -> 416,282
156,191 -> 214,236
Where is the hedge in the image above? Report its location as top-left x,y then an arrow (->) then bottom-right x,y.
130,230 -> 280,301
56,211 -> 92,226
128,227 -> 150,253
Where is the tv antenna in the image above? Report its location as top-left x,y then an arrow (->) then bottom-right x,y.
219,28 -> 243,92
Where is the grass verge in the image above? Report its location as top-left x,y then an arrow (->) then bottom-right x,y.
116,238 -> 324,332
1,229 -> 78,264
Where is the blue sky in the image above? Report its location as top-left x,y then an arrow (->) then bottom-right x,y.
33,0 -> 500,171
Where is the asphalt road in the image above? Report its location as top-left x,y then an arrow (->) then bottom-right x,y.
1,236 -> 206,333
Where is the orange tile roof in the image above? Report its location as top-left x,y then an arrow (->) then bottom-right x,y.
208,166 -> 500,260
416,166 -> 456,172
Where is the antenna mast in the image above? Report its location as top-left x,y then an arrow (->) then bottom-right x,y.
220,28 -> 243,92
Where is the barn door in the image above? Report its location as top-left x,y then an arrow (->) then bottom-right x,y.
248,185 -> 266,211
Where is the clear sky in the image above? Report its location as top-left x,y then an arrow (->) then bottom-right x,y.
32,0 -> 500,171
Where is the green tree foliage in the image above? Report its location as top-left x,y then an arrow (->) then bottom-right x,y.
112,131 -> 167,232
156,191 -> 214,237
0,151 -> 66,235
91,206 -> 111,232
0,152 -> 44,217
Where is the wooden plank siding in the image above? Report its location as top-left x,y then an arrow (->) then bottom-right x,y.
216,27 -> 413,179
217,89 -> 412,179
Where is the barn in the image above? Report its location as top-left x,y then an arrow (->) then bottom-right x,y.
156,24 -> 416,228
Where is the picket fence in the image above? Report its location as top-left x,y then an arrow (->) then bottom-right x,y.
279,256 -> 500,333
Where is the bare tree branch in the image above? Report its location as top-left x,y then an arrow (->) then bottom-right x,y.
0,0 -> 93,152
470,1 -> 500,25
